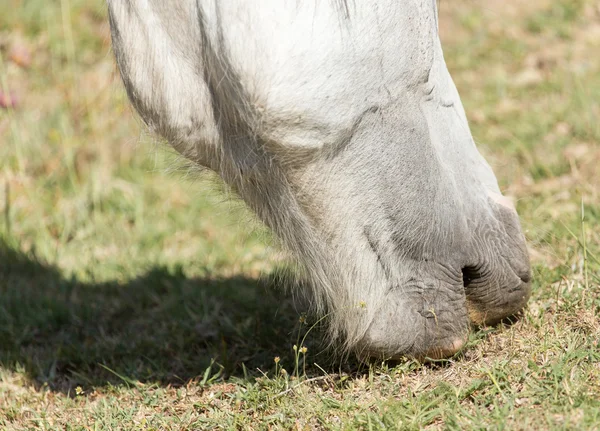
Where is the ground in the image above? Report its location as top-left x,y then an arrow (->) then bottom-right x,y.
1,0 -> 599,429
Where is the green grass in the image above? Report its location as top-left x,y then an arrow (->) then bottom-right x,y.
526,0 -> 585,38
1,0 -> 600,429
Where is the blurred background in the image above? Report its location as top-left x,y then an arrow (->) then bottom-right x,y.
1,0 -> 599,428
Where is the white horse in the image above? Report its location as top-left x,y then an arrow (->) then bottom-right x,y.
107,0 -> 531,360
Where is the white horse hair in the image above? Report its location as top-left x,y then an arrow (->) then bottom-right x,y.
107,0 -> 531,360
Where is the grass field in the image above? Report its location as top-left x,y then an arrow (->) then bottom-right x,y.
1,0 -> 599,429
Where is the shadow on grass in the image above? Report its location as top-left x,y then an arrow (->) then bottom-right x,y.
0,239 -> 335,393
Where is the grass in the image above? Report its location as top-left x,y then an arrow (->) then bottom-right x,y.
1,0 -> 599,429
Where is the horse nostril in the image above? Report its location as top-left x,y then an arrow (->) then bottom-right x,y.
461,266 -> 479,288
519,269 -> 532,284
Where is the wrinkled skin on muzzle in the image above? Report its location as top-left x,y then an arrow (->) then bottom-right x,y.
107,0 -> 531,360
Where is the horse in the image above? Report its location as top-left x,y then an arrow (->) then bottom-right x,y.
106,0 -> 531,360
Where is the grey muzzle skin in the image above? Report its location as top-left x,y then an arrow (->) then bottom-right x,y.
106,0 -> 531,361
355,200 -> 531,361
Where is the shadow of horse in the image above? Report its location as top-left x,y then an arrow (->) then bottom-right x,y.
0,239 -> 338,393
